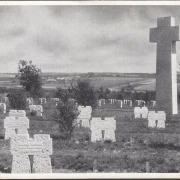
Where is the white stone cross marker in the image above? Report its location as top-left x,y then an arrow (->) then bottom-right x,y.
90,117 -> 116,142
0,103 -> 6,113
29,105 -> 43,116
148,111 -> 166,128
4,117 -> 29,139
26,98 -> 33,105
76,106 -> 92,128
117,100 -> 123,108
98,99 -> 106,107
39,98 -> 47,104
10,134 -> 52,173
36,105 -> 43,116
150,16 -> 180,115
134,107 -> 148,118
29,105 -> 37,112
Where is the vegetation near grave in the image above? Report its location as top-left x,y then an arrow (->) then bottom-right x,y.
8,89 -> 27,110
53,98 -> 79,140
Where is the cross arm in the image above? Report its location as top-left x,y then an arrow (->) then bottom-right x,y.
150,26 -> 180,43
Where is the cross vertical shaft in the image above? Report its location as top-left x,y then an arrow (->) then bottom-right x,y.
150,17 -> 180,115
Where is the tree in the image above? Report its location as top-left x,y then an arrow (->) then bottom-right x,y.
8,89 -> 27,110
16,60 -> 43,98
75,80 -> 97,108
53,99 -> 79,140
55,88 -> 71,103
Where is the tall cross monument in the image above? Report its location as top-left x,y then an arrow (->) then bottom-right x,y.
150,17 -> 180,115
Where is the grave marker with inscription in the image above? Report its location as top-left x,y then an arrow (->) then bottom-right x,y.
10,134 -> 52,173
90,117 -> 116,142
148,111 -> 166,128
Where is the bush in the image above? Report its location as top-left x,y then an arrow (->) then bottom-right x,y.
58,154 -> 93,172
53,100 -> 79,140
8,89 -> 27,110
30,110 -> 37,116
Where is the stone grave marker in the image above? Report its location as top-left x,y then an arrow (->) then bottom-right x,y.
29,105 -> 43,116
150,100 -> 156,107
26,98 -> 33,105
134,107 -> 148,118
148,111 -> 166,128
98,99 -> 105,107
9,110 -> 26,118
150,16 -> 180,115
29,105 -> 37,112
39,98 -> 47,105
110,99 -> 116,104
76,106 -> 92,128
4,116 -> 29,139
90,117 -> 116,142
117,100 -> 123,108
36,105 -> 43,116
10,134 -> 52,173
0,103 -> 6,113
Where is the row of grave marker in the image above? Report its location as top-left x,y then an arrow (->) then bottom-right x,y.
98,99 -> 156,107
3,105 -> 166,173
77,106 -> 167,143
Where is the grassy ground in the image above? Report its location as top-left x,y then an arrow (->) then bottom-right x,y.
1,102 -> 180,173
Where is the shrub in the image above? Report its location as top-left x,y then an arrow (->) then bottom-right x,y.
53,100 -> 79,140
30,110 -> 37,116
8,89 -> 27,110
66,154 -> 93,172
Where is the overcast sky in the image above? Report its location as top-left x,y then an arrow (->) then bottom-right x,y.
1,5 -> 180,73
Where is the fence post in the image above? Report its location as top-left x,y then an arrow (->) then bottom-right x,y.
93,159 -> 98,173
146,161 -> 150,173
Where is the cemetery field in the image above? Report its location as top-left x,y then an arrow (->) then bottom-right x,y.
1,106 -> 180,173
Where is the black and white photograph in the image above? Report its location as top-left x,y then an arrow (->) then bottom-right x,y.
0,1 -> 180,178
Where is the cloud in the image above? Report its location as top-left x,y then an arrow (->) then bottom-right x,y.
0,5 -> 180,73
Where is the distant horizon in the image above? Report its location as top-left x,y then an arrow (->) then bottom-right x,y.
0,72 -> 156,74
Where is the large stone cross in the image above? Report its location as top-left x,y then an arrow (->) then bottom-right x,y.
150,17 -> 180,115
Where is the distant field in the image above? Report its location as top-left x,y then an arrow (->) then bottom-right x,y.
89,77 -> 147,90
1,74 -> 180,92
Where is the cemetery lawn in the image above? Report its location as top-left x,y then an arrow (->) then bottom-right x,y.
1,106 -> 180,173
